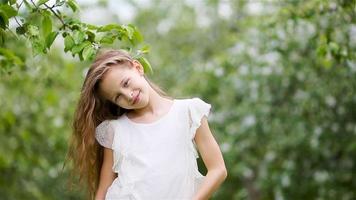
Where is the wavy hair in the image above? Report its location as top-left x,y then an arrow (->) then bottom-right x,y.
63,49 -> 171,199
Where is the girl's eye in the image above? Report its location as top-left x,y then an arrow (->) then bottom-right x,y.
124,80 -> 129,87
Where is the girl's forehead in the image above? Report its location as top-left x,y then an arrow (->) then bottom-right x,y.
99,67 -> 132,94
105,66 -> 131,80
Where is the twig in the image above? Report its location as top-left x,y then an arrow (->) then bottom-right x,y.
29,0 -> 36,8
14,17 -> 22,27
44,3 -> 67,29
16,0 -> 24,9
27,0 -> 66,29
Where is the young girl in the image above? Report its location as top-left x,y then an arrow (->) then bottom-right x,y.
66,49 -> 227,200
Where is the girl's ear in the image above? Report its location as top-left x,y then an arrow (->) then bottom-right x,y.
132,60 -> 144,76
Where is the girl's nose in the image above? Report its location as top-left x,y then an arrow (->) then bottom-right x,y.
125,90 -> 134,102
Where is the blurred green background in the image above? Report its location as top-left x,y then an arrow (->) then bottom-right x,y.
1,0 -> 355,199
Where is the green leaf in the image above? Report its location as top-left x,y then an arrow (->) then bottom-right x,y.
78,51 -> 84,60
42,15 -> 52,37
0,47 -> 23,74
0,11 -> 9,29
0,29 -> 4,45
45,31 -> 58,48
82,45 -> 95,61
138,57 -> 153,74
71,41 -> 90,54
86,30 -> 95,42
67,0 -> 79,12
0,48 -> 23,66
129,24 -> 143,44
73,30 -> 85,44
55,0 -> 65,7
64,35 -> 75,52
97,24 -> 122,32
87,24 -> 99,30
140,45 -> 150,54
0,4 -> 17,18
122,24 -> 134,40
132,28 -> 143,44
31,39 -> 45,55
99,35 -> 115,44
132,45 -> 150,59
37,0 -> 49,6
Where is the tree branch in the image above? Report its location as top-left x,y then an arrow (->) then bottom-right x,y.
44,3 -> 67,29
28,0 -> 66,30
14,17 -> 22,27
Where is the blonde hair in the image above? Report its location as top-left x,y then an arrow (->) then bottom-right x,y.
63,49 -> 171,199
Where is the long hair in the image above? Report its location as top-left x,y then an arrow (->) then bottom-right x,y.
63,49 -> 171,199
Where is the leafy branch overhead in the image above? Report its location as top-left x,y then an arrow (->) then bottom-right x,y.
0,0 -> 153,74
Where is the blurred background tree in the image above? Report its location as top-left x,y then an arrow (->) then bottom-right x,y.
0,0 -> 355,199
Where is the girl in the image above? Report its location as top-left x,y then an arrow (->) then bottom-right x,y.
66,49 -> 227,200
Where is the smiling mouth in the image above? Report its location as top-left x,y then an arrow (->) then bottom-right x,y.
132,91 -> 140,105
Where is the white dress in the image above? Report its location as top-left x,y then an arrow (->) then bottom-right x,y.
95,97 -> 212,200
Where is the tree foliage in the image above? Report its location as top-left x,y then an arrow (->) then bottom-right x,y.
0,0 -> 355,199
133,0 -> 355,199
0,0 -> 152,75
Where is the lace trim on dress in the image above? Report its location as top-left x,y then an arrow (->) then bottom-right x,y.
188,97 -> 211,159
95,120 -> 115,149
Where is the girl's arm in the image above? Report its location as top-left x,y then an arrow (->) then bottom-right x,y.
192,117 -> 228,200
95,148 -> 117,200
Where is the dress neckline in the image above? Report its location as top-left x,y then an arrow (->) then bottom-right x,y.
123,99 -> 176,126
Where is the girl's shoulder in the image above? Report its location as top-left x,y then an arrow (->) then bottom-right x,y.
95,120 -> 115,149
175,97 -> 212,121
175,97 -> 211,109
180,97 -> 212,155
96,119 -> 116,133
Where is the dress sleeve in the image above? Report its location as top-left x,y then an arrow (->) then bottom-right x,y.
95,120 -> 115,149
188,97 -> 212,140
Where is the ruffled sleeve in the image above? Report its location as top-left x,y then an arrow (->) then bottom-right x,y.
188,97 -> 212,140
95,120 -> 115,149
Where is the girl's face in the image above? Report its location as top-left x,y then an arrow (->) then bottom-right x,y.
99,60 -> 149,110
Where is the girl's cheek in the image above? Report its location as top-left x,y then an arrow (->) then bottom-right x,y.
118,99 -> 129,108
